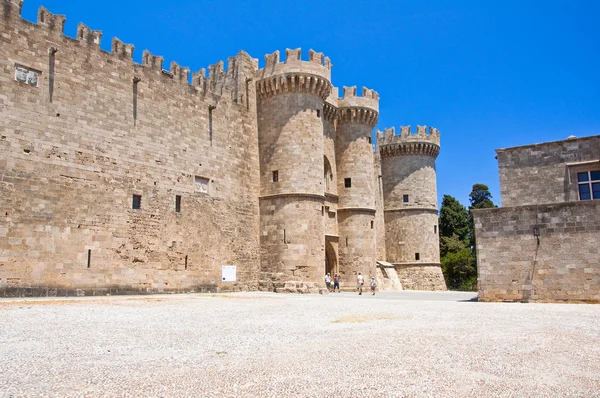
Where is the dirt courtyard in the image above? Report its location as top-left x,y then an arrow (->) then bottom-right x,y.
1,291 -> 599,397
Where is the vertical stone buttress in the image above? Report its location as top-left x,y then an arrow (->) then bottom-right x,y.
256,49 -> 332,292
378,126 -> 447,290
335,87 -> 379,288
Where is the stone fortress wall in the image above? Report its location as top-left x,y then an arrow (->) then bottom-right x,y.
474,135 -> 600,302
0,0 -> 447,296
0,1 -> 262,295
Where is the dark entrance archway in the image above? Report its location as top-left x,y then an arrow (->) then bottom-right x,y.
325,240 -> 337,276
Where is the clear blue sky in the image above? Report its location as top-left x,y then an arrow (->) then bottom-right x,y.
21,0 -> 600,208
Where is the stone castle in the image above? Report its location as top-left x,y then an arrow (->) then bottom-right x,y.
0,1 -> 447,296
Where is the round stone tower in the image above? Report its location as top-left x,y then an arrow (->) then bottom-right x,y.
335,86 -> 379,288
377,125 -> 447,291
256,48 -> 332,292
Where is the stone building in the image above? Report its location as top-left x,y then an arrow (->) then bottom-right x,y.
0,1 -> 446,296
474,135 -> 600,303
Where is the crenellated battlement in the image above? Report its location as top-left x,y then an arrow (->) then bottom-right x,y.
338,86 -> 379,111
336,86 -> 379,127
76,23 -> 101,47
377,126 -> 441,158
37,6 -> 66,34
3,1 -> 259,103
256,48 -> 332,100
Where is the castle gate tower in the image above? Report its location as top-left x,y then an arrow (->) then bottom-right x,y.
377,126 -> 447,291
335,87 -> 379,288
256,49 -> 332,291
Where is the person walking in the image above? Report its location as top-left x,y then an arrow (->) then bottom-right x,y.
325,273 -> 331,292
357,272 -> 364,295
333,273 -> 340,292
370,276 -> 377,295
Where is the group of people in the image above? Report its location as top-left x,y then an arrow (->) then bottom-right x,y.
325,272 -> 376,295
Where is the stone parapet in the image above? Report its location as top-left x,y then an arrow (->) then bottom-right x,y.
377,126 -> 440,158
337,86 -> 379,128
255,49 -> 332,100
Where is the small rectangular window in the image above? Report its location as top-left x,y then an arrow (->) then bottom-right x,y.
316,109 -> 321,118
415,253 -> 420,261
434,225 -> 437,234
368,137 -> 372,144
175,195 -> 182,213
403,194 -> 409,203
344,178 -> 351,188
132,194 -> 142,209
370,220 -> 374,229
272,170 -> 279,182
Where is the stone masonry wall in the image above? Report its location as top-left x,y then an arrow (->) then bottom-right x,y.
384,210 -> 440,263
497,136 -> 600,207
381,155 -> 437,210
374,152 -> 386,262
258,94 -> 325,197
335,124 -> 375,209
0,5 -> 261,296
337,210 -> 376,288
474,201 -> 600,303
396,264 -> 446,291
259,196 -> 325,288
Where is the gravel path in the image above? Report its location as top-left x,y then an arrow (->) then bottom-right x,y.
1,292 -> 599,397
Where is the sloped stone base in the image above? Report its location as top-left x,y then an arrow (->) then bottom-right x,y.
395,263 -> 447,291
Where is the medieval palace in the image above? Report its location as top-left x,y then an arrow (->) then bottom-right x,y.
0,1 -> 447,296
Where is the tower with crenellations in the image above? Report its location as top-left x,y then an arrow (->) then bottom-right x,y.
0,0 -> 446,296
376,126 -> 446,290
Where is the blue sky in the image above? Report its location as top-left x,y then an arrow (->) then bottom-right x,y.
21,0 -> 600,208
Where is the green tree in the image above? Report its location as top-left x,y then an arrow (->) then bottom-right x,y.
469,183 -> 496,210
438,195 -> 475,290
441,247 -> 476,290
439,195 -> 470,242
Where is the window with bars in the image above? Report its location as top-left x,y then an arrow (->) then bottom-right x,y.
577,171 -> 600,200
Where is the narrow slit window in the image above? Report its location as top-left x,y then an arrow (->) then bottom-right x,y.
368,137 -> 372,144
87,249 -> 91,268
175,195 -> 182,213
208,105 -> 216,146
434,225 -> 437,234
344,178 -> 352,188
132,194 -> 142,209
272,170 -> 279,182
132,77 -> 141,126
184,255 -> 188,270
316,109 -> 321,118
415,253 -> 420,261
48,47 -> 57,102
371,220 -> 374,229
346,237 -> 348,247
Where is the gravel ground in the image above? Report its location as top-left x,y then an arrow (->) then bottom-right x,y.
1,291 -> 599,397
